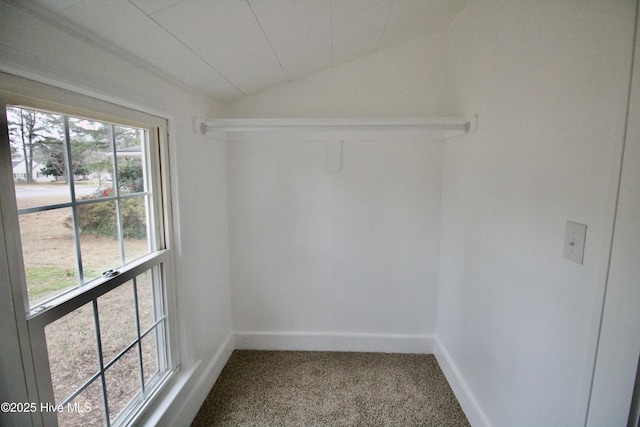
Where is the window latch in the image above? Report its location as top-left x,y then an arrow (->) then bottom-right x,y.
102,269 -> 119,278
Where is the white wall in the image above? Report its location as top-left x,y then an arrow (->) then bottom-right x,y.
225,33 -> 452,352
228,133 -> 442,352
225,32 -> 452,118
437,1 -> 636,426
0,1 -> 233,425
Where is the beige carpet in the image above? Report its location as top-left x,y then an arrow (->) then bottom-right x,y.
191,350 -> 470,426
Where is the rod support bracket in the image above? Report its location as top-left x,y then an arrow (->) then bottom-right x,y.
194,116 -> 208,135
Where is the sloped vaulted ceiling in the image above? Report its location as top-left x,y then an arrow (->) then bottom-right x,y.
26,0 -> 470,104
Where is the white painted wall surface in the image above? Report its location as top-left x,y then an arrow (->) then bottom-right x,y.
225,32 -> 452,351
225,32 -> 452,118
228,134 -> 442,350
587,6 -> 640,425
437,1 -> 636,426
0,2 -> 233,425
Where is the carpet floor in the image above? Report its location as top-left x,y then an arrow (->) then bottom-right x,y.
191,350 -> 470,426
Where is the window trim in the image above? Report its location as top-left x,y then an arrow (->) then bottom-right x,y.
0,73 -> 179,427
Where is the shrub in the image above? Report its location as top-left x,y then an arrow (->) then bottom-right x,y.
118,162 -> 144,193
118,197 -> 146,239
64,188 -> 146,239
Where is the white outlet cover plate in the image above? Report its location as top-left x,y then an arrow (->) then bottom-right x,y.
564,221 -> 587,264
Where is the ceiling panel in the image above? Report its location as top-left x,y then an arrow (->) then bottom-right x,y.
278,47 -> 333,82
130,0 -> 188,15
379,16 -> 447,49
150,0 -> 291,94
31,0 -> 85,14
251,0 -> 330,37
280,54 -> 333,82
332,38 -> 378,65
330,0 -> 393,48
380,0 -> 468,48
151,0 -> 260,46
260,29 -> 333,81
182,24 -> 289,94
385,0 -> 468,27
252,0 -> 332,80
225,65 -> 289,95
55,0 -> 241,100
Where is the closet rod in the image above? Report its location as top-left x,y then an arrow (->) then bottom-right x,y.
196,117 -> 472,135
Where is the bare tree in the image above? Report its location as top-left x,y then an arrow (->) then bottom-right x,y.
8,108 -> 46,183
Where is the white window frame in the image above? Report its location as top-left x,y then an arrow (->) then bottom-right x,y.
0,73 -> 179,427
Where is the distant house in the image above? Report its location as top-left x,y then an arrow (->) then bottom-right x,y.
116,145 -> 142,159
11,159 -> 53,182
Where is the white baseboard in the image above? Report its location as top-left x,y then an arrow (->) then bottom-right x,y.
434,337 -> 491,427
234,331 -> 434,354
141,333 -> 235,427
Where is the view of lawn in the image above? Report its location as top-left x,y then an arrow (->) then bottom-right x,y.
16,186 -> 149,306
16,185 -> 158,426
9,106 -> 163,425
26,266 -> 93,297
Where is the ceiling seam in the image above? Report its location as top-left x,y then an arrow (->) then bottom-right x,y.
330,0 -> 334,66
58,0 -> 90,14
145,0 -> 190,16
377,0 -> 396,53
245,0 -> 292,83
127,0 -> 247,97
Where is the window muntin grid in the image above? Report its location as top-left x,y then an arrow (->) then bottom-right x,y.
44,266 -> 168,426
1,87 -> 174,427
7,106 -> 155,308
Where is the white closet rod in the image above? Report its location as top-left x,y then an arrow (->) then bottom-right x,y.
196,117 -> 473,135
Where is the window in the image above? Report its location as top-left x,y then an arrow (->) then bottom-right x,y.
0,77 -> 175,426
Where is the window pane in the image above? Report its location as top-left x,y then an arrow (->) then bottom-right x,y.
45,302 -> 98,405
14,180 -> 71,211
19,208 -> 78,306
115,126 -> 145,194
141,331 -> 159,387
123,196 -> 150,263
56,379 -> 105,427
6,107 -> 71,209
136,269 -> 155,332
69,118 -> 113,200
77,200 -> 122,282
98,282 -> 136,365
104,348 -> 141,423
6,95 -> 170,427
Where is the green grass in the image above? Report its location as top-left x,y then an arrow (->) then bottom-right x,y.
27,266 -> 98,297
27,266 -> 77,296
